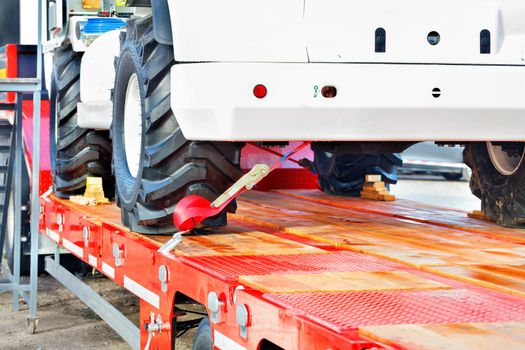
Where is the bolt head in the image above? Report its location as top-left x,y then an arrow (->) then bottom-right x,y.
236,304 -> 249,327
207,291 -> 220,312
112,243 -> 120,258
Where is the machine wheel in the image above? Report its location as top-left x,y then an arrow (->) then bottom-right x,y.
192,318 -> 213,350
50,41 -> 114,198
442,172 -> 463,181
112,17 -> 243,234
464,142 -> 525,227
312,144 -> 402,196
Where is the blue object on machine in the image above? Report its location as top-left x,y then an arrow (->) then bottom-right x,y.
82,18 -> 126,35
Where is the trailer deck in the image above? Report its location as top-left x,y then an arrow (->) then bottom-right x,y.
39,189 -> 525,349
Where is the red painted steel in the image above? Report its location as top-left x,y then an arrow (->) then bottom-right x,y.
264,289 -> 525,332
5,44 -> 17,102
39,195 -> 394,350
241,143 -> 319,191
38,192 -> 525,349
22,100 -> 52,195
179,251 -> 406,283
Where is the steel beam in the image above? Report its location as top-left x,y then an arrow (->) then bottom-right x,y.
45,257 -> 141,350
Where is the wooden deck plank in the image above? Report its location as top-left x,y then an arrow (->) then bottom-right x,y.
359,322 -> 525,350
240,271 -> 449,294
274,189 -> 525,243
233,191 -> 525,297
173,226 -> 325,257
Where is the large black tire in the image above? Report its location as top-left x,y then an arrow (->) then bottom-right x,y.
50,42 -> 114,198
464,142 -> 525,227
112,17 -> 243,234
312,144 -> 402,196
192,318 -> 212,350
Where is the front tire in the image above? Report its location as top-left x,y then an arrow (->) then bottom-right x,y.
112,17 -> 243,234
464,142 -> 525,227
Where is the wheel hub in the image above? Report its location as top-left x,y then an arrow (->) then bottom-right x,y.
123,73 -> 143,178
486,142 -> 525,176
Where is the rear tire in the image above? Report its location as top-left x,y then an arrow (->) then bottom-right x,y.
312,144 -> 402,196
464,142 -> 525,227
112,17 -> 243,234
50,42 -> 114,197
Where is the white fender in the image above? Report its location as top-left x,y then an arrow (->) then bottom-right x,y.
78,29 -> 122,130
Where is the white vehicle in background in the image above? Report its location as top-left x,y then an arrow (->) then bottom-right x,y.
400,142 -> 471,181
17,0 -> 525,231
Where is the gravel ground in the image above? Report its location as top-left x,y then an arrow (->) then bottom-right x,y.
0,271 -> 196,349
0,178 -> 480,349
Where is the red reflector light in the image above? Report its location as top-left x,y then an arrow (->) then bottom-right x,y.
253,84 -> 267,99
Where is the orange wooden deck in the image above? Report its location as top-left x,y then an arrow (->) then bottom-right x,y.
52,190 -> 525,349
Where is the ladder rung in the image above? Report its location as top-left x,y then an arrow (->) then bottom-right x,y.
0,103 -> 16,111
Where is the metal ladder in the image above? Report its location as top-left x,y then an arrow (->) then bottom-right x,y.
0,77 -> 41,333
0,0 -> 43,333
0,114 -> 15,257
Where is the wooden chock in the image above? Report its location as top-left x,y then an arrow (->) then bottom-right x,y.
360,174 -> 395,202
69,176 -> 109,206
468,210 -> 492,221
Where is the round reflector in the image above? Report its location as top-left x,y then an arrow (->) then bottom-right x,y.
253,84 -> 267,98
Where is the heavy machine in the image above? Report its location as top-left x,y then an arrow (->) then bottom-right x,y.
39,0 -> 525,234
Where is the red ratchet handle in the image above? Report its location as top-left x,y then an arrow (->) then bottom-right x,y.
173,142 -> 311,230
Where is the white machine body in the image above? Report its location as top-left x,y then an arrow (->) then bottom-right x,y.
37,0 -> 525,141
165,0 -> 525,141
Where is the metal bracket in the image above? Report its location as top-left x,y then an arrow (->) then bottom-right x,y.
82,226 -> 90,248
211,164 -> 270,208
207,291 -> 224,324
144,312 -> 169,350
26,317 -> 40,334
158,265 -> 168,293
112,243 -> 124,267
157,233 -> 183,254
56,213 -> 64,232
236,303 -> 250,339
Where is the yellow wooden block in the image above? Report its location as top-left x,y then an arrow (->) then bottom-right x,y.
468,210 -> 492,221
365,174 -> 382,182
363,181 -> 386,189
83,176 -> 109,205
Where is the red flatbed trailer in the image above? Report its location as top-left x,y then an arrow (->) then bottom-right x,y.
13,60 -> 525,348
38,189 -> 525,350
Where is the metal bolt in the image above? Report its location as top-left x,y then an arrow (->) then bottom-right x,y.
112,243 -> 124,267
158,265 -> 168,293
56,213 -> 64,232
236,303 -> 250,339
207,291 -> 224,324
82,226 -> 90,248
